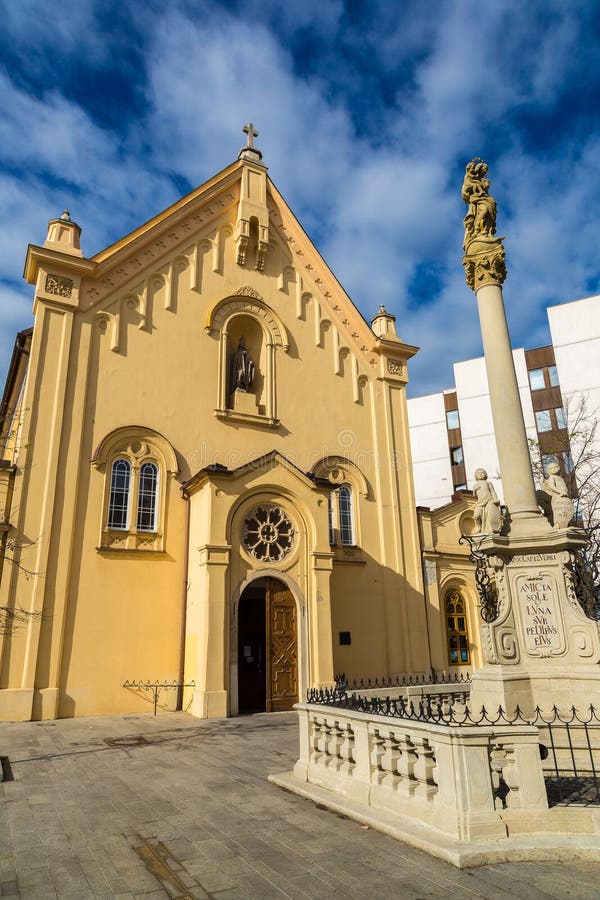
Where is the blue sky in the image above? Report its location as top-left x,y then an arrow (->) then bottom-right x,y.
1,0 -> 599,396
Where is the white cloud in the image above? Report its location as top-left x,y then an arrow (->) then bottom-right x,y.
0,0 -> 598,399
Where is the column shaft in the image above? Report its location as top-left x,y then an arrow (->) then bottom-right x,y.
475,283 -> 540,522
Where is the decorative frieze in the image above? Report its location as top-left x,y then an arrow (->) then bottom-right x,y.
387,358 -> 404,376
45,273 -> 73,298
235,285 -> 263,300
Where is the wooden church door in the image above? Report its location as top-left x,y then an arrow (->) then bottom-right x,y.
238,577 -> 298,713
265,579 -> 298,712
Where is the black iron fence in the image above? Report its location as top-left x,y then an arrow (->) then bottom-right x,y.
537,709 -> 600,807
123,680 -> 196,715
335,671 -> 471,691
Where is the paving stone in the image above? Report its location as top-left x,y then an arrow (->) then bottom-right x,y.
2,711 -> 600,899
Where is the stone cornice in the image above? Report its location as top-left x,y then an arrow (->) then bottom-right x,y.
23,244 -> 96,284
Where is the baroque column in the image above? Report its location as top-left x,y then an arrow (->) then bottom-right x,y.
462,160 -> 543,533
461,159 -> 600,715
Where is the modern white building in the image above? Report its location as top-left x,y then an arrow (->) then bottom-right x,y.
408,293 -> 600,510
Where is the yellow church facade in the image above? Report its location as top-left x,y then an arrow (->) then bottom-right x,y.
0,137 -> 478,722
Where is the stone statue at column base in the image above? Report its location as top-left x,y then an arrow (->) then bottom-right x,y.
542,462 -> 574,529
473,468 -> 502,534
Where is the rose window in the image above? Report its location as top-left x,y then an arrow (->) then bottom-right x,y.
242,505 -> 295,562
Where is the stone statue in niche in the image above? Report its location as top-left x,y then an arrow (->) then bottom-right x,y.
230,337 -> 255,392
461,158 -> 497,249
542,462 -> 573,529
473,468 -> 502,534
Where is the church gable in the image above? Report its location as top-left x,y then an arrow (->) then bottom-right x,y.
22,132 -> 419,480
49,137 -> 415,407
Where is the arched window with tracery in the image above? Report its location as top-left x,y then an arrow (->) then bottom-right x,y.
445,589 -> 470,665
93,426 -> 178,552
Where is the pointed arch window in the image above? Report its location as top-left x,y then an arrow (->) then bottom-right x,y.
445,589 -> 470,665
108,459 -> 131,530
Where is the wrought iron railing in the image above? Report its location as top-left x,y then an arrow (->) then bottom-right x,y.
335,671 -> 471,691
123,679 -> 195,715
458,533 -> 499,621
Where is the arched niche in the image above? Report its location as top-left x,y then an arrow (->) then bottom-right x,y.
206,293 -> 289,425
227,314 -> 265,412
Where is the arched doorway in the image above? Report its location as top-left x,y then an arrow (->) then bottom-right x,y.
237,577 -> 298,713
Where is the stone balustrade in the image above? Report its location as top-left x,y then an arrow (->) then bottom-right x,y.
292,701 -> 549,842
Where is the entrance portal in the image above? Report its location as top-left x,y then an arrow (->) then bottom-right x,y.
237,577 -> 298,714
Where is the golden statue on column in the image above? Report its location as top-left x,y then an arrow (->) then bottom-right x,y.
461,158 -> 506,290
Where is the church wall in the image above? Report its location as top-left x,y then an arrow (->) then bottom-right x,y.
0,158 -> 432,720
58,473 -> 186,717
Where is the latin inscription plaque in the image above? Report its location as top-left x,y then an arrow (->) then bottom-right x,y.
517,571 -> 563,654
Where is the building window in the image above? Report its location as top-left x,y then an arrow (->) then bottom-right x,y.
137,462 -> 159,532
328,485 -> 355,546
446,409 -> 460,430
445,589 -> 470,665
535,410 -> 553,432
93,426 -> 178,552
454,483 -> 467,492
107,459 -> 131,530
312,456 -> 366,549
106,460 -> 160,533
528,368 -> 546,391
450,445 -> 464,466
529,365 -> 560,391
338,485 -> 354,546
555,407 -> 567,430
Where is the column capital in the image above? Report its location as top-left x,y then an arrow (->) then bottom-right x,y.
462,236 -> 506,291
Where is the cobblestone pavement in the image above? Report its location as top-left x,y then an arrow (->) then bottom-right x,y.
1,711 -> 599,899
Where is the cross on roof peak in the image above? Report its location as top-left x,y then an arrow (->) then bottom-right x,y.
243,122 -> 259,149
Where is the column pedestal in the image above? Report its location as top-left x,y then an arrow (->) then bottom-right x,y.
468,529 -> 600,716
